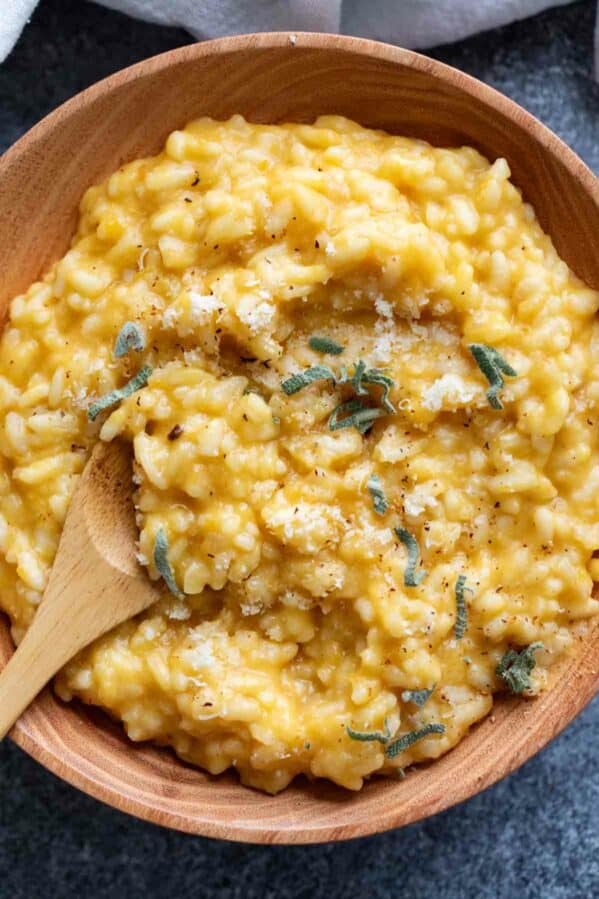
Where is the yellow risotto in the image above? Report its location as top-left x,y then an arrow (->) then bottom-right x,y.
1,114 -> 598,793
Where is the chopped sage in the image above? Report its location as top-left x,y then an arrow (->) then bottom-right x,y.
338,362 -> 395,413
87,364 -> 152,422
468,343 -> 517,410
309,335 -> 344,355
282,360 -> 396,432
281,365 -> 335,395
114,321 -> 146,358
454,574 -> 473,640
153,527 -> 183,598
329,399 -> 387,434
366,473 -> 389,515
361,369 -> 395,413
346,718 -> 391,745
496,642 -> 543,694
385,723 -> 445,759
401,686 -> 435,708
394,527 -> 426,587
339,359 -> 367,395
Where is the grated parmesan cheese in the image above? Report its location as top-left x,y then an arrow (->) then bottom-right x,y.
162,306 -> 179,329
166,600 -> 192,621
421,373 -> 478,412
240,598 -> 263,616
374,294 -> 394,320
188,291 -> 221,324
185,639 -> 216,669
403,491 -> 439,518
237,297 -> 276,333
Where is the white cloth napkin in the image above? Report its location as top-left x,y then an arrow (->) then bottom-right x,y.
0,0 -> 581,64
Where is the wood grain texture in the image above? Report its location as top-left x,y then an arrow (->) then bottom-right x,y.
0,441 -> 160,739
0,32 -> 598,843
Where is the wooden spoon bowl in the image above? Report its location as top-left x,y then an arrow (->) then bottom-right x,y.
1,33 -> 598,844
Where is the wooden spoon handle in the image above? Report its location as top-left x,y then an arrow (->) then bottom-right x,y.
0,558 -> 142,739
0,440 -> 160,738
0,606 -> 78,739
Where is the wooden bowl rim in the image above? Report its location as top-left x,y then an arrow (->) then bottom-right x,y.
2,30 -> 599,843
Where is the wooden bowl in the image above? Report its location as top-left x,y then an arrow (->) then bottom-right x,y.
1,32 -> 598,844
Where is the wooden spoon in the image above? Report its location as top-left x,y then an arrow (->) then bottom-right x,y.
0,439 -> 160,738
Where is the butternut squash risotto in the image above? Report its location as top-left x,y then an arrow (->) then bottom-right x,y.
1,115 -> 598,792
